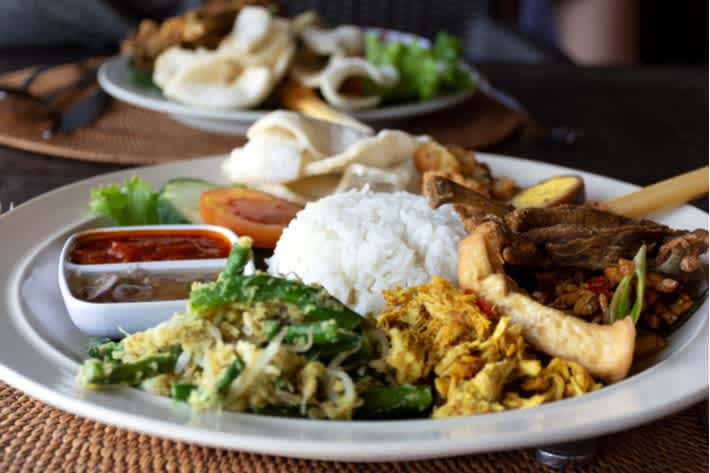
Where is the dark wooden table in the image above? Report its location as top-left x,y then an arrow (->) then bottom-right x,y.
0,49 -> 707,210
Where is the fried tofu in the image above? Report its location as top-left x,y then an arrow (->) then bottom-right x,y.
457,221 -> 636,383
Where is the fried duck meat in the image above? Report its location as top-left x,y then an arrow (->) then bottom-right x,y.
426,175 -> 709,276
413,142 -> 518,201
121,0 -> 283,72
458,221 -> 636,383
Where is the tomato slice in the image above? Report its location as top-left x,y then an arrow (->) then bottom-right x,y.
200,188 -> 301,248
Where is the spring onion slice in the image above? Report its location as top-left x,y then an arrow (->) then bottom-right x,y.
609,244 -> 647,324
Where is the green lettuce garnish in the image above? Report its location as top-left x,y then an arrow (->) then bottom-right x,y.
365,31 -> 474,103
89,176 -> 159,225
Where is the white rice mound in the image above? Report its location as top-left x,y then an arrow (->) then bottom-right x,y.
267,189 -> 466,315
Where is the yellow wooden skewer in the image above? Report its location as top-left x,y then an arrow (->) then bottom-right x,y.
278,81 -> 373,134
603,166 -> 708,218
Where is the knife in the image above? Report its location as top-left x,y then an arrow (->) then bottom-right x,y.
43,87 -> 110,138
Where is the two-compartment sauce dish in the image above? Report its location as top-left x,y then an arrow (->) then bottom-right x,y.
58,225 -> 242,338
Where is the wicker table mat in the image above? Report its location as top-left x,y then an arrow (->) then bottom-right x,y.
0,63 -> 521,165
1,384 -> 706,473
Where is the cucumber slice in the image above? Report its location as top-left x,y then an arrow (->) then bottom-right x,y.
157,178 -> 217,224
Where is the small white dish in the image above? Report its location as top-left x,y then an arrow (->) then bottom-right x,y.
57,224 -> 238,337
98,28 -> 478,135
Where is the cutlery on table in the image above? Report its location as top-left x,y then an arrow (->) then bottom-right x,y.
0,62 -> 66,110
43,87 -> 110,138
7,63 -> 57,93
0,63 -> 100,135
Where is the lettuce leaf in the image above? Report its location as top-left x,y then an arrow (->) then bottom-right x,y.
89,176 -> 159,225
365,31 -> 474,103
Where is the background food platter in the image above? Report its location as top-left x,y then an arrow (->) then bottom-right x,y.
0,153 -> 706,462
99,29 -> 478,135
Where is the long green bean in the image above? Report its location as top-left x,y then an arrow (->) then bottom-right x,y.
190,238 -> 361,329
190,274 -> 361,329
77,346 -> 182,387
358,384 -> 433,418
215,357 -> 245,397
263,319 -> 341,345
87,338 -> 122,360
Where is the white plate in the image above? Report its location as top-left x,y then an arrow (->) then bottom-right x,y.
0,154 -> 707,462
98,29 -> 477,135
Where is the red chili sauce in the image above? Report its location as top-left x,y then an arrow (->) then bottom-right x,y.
70,230 -> 232,264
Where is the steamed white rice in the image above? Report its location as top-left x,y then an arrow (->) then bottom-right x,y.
267,189 -> 466,315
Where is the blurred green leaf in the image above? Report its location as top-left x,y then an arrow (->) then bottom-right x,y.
89,176 -> 159,225
365,31 -> 473,103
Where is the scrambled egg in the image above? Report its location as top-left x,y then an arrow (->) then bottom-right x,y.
377,277 -> 601,418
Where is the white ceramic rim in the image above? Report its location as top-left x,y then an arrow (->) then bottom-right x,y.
0,153 -> 707,462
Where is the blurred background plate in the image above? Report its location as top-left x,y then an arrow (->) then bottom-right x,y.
98,29 -> 478,135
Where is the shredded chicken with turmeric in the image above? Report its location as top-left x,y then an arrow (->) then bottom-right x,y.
377,277 -> 601,418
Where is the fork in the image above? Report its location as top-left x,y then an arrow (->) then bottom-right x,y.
0,62 -> 99,138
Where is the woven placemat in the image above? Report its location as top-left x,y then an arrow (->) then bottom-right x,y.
0,63 -> 521,165
0,383 -> 706,473
0,62 -> 245,165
